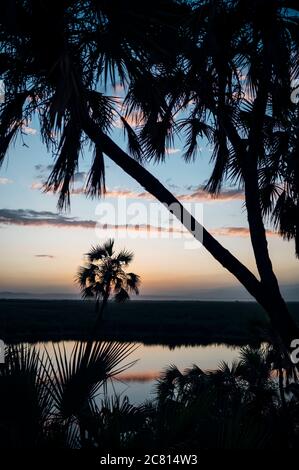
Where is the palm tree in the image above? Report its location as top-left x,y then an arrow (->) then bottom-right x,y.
1,0 -> 299,346
143,0 -> 299,345
0,340 -> 137,448
76,239 -> 140,329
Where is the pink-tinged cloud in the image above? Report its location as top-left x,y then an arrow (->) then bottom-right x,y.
114,111 -> 145,128
31,181 -> 244,203
211,227 -> 276,237
35,254 -> 55,259
31,182 -> 44,190
22,125 -> 38,135
166,148 -> 181,155
178,188 -> 244,202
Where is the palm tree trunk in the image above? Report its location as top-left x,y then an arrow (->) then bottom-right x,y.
93,285 -> 110,334
82,118 -> 298,347
243,160 -> 297,347
214,80 -> 299,346
243,62 -> 298,348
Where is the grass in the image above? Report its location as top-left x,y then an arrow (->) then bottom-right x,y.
1,299 -> 299,346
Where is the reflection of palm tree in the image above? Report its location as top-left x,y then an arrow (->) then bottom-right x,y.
76,239 -> 140,331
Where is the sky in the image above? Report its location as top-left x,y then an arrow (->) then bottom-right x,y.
0,89 -> 299,301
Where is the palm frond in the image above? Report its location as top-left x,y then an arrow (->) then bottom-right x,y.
114,287 -> 130,303
44,341 -> 138,420
126,272 -> 140,294
120,116 -> 142,161
0,92 -> 28,165
45,118 -> 82,210
115,249 -> 134,265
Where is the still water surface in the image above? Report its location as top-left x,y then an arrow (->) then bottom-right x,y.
37,341 -> 240,404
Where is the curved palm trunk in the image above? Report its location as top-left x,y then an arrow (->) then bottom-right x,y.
242,160 -> 297,347
82,118 -> 298,347
243,65 -> 298,348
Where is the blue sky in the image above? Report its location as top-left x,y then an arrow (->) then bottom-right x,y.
0,102 -> 299,300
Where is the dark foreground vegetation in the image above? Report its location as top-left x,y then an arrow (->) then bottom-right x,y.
1,341 -> 299,450
1,300 -> 299,345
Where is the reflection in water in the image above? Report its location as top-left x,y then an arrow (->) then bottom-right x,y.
36,341 -> 239,404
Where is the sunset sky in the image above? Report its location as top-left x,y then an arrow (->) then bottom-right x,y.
1,86 -> 299,300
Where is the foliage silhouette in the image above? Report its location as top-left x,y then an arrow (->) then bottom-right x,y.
0,341 -> 138,448
1,342 -> 299,449
76,239 -> 140,331
1,1 -> 299,345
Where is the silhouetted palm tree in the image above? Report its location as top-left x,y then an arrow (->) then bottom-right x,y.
2,343 -> 299,449
76,239 -> 140,329
1,1 -> 299,346
0,340 -> 137,448
146,0 -> 299,345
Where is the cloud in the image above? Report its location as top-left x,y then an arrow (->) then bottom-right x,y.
30,183 -> 153,200
0,177 -> 13,185
114,111 -> 145,128
35,254 -> 55,259
22,125 -> 38,135
31,180 -> 244,203
211,227 -> 276,237
34,164 -> 54,180
31,182 -> 44,190
0,208 -> 184,233
166,148 -> 181,155
0,208 -> 278,239
165,178 -> 181,191
73,171 -> 87,183
34,164 -> 54,172
32,169 -> 86,187
104,188 -> 152,200
177,187 -> 244,202
0,208 -> 96,229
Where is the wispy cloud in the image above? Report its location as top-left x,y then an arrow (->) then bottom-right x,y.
34,165 -> 86,184
0,177 -> 13,185
0,208 -> 96,229
31,182 -> 44,190
0,208 -> 277,238
166,148 -> 181,155
35,254 -> 55,259
211,227 -> 276,237
178,187 -> 244,202
0,208 -> 183,233
35,164 -> 54,172
72,171 -> 87,183
31,181 -> 244,203
30,183 -> 153,200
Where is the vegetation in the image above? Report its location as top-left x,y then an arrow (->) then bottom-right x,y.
1,341 -> 299,449
0,340 -> 137,448
3,299 -> 299,345
77,239 -> 140,329
1,1 -> 299,346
